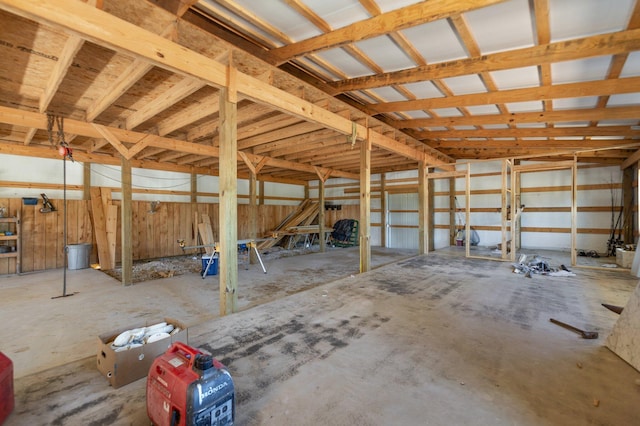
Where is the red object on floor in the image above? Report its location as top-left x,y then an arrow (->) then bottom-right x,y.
0,352 -> 14,424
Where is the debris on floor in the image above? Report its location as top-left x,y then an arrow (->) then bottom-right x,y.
512,254 -> 576,278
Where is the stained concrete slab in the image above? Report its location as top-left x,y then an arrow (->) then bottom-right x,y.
0,246 -> 415,379
2,247 -> 640,425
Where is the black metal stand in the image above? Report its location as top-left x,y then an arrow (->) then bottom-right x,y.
52,154 -> 76,299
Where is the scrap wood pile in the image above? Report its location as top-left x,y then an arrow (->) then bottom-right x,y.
258,199 -> 320,250
512,254 -> 575,278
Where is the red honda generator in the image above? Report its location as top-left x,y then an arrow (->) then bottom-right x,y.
147,342 -> 234,426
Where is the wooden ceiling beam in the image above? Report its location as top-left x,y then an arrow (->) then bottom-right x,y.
430,139 -> 640,149
270,0 -> 506,63
0,105 -> 358,178
252,129 -> 339,156
155,92 -> 220,136
238,121 -> 325,150
373,76 -> 640,112
331,29 -> 640,93
0,0 -> 452,168
40,34 -> 84,113
125,77 -> 206,130
416,126 -> 640,139
397,106 -> 640,128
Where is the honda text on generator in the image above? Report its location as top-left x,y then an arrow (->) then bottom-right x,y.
147,342 -> 235,426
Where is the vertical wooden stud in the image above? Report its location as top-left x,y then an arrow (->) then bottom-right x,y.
571,156 -> 577,266
83,162 -> 91,200
450,177 -> 456,246
380,173 -> 387,248
121,157 -> 133,286
359,129 -> 371,273
465,164 -> 471,258
428,172 -> 435,252
418,161 -> 428,254
319,178 -> 326,253
249,171 -> 258,264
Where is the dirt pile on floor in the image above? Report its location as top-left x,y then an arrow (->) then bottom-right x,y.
103,246 -> 321,283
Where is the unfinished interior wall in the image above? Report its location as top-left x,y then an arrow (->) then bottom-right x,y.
310,177 -> 380,246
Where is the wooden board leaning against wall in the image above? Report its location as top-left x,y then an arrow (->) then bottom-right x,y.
0,197 -> 359,274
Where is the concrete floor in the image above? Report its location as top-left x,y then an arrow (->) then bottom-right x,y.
1,246 -> 639,425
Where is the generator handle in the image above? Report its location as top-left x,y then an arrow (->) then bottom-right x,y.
167,342 -> 201,367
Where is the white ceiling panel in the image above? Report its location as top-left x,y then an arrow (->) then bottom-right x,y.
620,52 -> 640,78
490,66 -> 539,90
598,119 -> 640,126
230,0 -> 322,42
441,75 -> 487,95
296,57 -> 341,81
551,56 -> 612,85
314,48 -> 373,78
553,97 -> 599,110
368,86 -> 409,102
466,105 -> 500,115
453,125 -> 478,130
549,0 -> 634,42
522,137 -> 548,140
401,19 -> 468,64
483,124 -> 510,130
554,136 -> 584,140
516,123 -> 546,129
197,1 -> 283,46
463,0 -> 535,54
554,122 -> 590,128
402,81 -> 444,99
427,126 -> 449,131
403,110 -> 431,119
304,0 -> 370,30
375,0 -> 421,13
590,136 -> 626,140
355,35 -> 417,72
505,101 -> 543,113
431,108 -> 463,117
606,93 -> 640,107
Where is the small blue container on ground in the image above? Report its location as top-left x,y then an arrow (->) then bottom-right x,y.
201,254 -> 219,276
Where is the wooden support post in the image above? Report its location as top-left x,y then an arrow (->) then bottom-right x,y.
359,130 -> 371,273
465,164 -> 471,258
501,159 -> 509,259
637,162 -> 640,245
380,173 -> 386,248
319,178 -> 326,253
190,171 -> 197,248
418,161 -> 428,254
623,165 -> 634,245
249,171 -> 258,264
428,172 -> 435,252
191,172 -> 197,204
83,162 -> 91,200
571,156 -> 577,266
219,86 -> 238,316
450,177 -> 456,246
259,180 -> 265,205
304,183 -> 309,200
514,160 -> 522,258
121,157 -> 132,286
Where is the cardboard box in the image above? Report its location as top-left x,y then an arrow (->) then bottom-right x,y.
96,317 -> 188,388
616,248 -> 635,269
